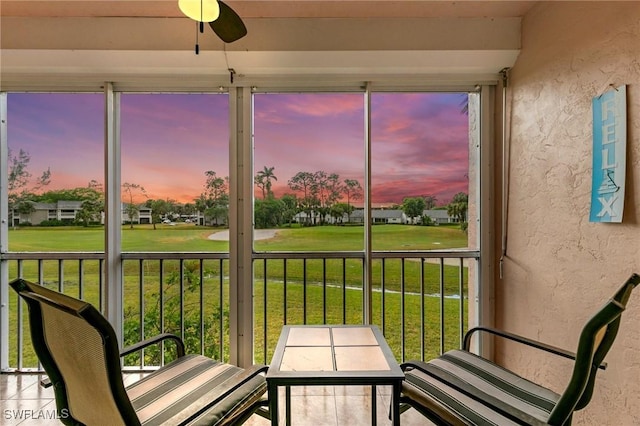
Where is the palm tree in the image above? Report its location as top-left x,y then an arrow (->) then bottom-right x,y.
447,192 -> 468,225
255,166 -> 277,199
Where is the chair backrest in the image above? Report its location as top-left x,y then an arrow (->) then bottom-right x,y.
10,278 -> 140,426
547,273 -> 640,425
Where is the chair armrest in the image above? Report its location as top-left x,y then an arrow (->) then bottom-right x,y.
400,361 -> 431,374
120,333 -> 186,358
464,326 -> 607,370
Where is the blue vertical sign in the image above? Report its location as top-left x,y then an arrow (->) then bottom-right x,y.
590,85 -> 626,223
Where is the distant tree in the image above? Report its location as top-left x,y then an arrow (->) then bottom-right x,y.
420,214 -> 436,227
194,194 -> 209,223
8,148 -> 51,226
447,192 -> 468,228
200,171 -> 229,226
401,197 -> 426,224
75,183 -> 105,226
182,202 -> 197,222
288,172 -> 316,226
14,200 -> 36,223
255,166 -> 278,200
322,172 -> 342,222
255,198 -> 285,228
330,202 -> 352,225
423,195 -> 437,210
77,199 -> 103,226
122,182 -> 147,228
88,179 -> 103,192
280,194 -> 298,227
35,186 -> 103,203
342,179 -> 362,222
314,171 -> 341,206
146,199 -> 172,230
8,149 -> 32,194
313,171 -> 331,225
8,149 -> 50,194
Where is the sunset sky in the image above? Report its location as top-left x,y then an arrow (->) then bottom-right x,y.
8,91 -> 469,205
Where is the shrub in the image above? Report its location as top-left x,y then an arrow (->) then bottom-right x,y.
38,219 -> 68,227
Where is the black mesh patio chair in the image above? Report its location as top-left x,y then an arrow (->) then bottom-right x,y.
400,273 -> 639,426
10,278 -> 270,426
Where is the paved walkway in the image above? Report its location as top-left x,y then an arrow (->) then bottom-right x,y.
208,229 -> 279,241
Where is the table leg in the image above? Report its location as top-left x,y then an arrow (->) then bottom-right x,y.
371,385 -> 377,426
268,382 -> 279,426
285,386 -> 291,426
391,382 -> 401,426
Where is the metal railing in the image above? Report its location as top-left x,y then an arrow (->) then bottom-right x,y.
2,249 -> 477,372
2,252 -> 105,371
253,250 -> 477,365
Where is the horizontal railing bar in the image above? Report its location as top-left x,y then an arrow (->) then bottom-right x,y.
122,252 -> 230,260
1,252 -> 104,260
371,250 -> 479,259
253,250 -> 479,260
2,250 -> 477,261
253,251 -> 364,260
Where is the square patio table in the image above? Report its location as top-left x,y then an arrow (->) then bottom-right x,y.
266,325 -> 404,426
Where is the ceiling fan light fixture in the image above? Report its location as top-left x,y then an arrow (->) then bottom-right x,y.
179,0 -> 220,22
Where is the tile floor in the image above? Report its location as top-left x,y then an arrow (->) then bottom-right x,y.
1,373 -> 430,425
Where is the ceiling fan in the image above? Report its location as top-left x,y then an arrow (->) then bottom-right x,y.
179,0 -> 247,52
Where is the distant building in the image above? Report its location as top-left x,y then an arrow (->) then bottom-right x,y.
123,204 -> 152,225
293,207 -> 457,225
11,201 -> 152,225
423,209 -> 457,224
12,200 -> 84,226
293,211 -> 340,225
349,209 -> 407,224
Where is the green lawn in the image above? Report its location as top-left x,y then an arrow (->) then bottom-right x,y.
8,223 -> 468,252
6,224 -> 471,367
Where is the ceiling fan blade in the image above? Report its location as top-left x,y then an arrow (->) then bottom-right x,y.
209,1 -> 247,43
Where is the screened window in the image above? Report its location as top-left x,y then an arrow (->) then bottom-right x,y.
120,93 -> 229,251
371,92 -> 472,250
6,93 -> 104,251
253,92 -> 365,251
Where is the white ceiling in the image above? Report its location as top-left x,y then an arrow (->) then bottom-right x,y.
0,1 -> 538,90
0,1 -> 538,19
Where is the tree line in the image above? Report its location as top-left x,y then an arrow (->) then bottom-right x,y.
8,149 -> 466,229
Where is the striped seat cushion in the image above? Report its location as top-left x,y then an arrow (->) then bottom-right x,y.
126,354 -> 267,426
403,350 -> 561,426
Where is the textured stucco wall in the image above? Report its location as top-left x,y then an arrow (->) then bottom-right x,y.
499,2 -> 640,425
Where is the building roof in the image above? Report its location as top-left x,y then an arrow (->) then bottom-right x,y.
32,200 -> 83,209
423,209 -> 450,219
350,209 -> 404,219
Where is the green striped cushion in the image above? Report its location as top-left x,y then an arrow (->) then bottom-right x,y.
403,350 -> 560,426
403,368 -> 521,425
127,354 -> 267,426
